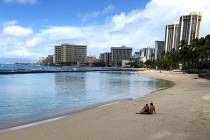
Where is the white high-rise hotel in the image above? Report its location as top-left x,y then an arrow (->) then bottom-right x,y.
179,12 -> 202,45
165,24 -> 180,52
165,12 -> 202,52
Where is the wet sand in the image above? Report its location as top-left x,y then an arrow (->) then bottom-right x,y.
0,70 -> 210,140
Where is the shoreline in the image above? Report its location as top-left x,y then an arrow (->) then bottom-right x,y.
0,98 -> 132,132
0,82 -> 172,133
0,74 -> 173,132
1,70 -> 210,140
0,70 -> 170,131
0,101 -> 124,133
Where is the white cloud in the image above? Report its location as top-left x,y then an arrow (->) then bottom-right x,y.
39,26 -> 86,40
79,4 -> 114,22
1,0 -> 210,60
25,37 -> 43,47
3,20 -> 18,26
3,0 -> 38,5
2,25 -> 33,37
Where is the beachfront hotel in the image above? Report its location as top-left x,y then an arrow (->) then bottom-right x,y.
179,12 -> 202,45
111,46 -> 132,66
47,55 -> 54,65
164,12 -> 202,53
54,44 -> 87,65
100,52 -> 112,66
140,47 -> 155,62
164,24 -> 180,52
155,41 -> 165,60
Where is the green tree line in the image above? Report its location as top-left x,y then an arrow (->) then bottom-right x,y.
145,35 -> 210,70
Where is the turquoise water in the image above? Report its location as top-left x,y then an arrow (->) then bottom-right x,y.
0,71 -> 167,130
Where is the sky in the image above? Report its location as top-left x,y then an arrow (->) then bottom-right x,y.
0,0 -> 210,63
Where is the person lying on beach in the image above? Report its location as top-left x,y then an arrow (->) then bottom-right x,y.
136,104 -> 150,114
149,102 -> 156,114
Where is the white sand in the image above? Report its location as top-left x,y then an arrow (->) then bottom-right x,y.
202,95 -> 210,101
0,70 -> 210,140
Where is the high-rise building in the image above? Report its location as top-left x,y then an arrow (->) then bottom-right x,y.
47,55 -> 54,65
54,44 -> 87,65
100,52 -> 111,66
155,41 -> 165,60
179,12 -> 202,45
165,24 -> 180,52
54,45 -> 62,64
140,47 -> 155,61
111,46 -> 132,66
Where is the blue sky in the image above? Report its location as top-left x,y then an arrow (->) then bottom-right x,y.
0,0 -> 210,63
0,0 -> 148,30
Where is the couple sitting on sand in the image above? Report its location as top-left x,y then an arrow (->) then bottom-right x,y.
136,103 -> 156,114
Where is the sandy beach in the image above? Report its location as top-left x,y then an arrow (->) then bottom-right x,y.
0,70 -> 210,140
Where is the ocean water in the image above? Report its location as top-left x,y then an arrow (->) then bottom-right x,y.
0,64 -> 127,73
0,71 -> 169,130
